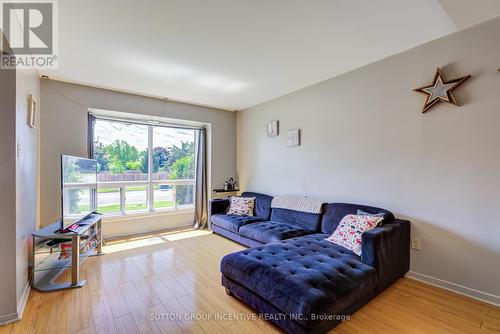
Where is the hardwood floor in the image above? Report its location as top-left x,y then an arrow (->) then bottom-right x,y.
1,229 -> 499,334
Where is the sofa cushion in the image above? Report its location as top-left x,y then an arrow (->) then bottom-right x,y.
239,221 -> 314,243
210,214 -> 263,234
227,196 -> 255,216
321,203 -> 394,235
221,233 -> 377,328
326,214 -> 384,256
241,192 -> 273,220
211,225 -> 264,248
271,208 -> 322,232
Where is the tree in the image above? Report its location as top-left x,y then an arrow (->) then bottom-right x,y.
63,159 -> 84,213
139,149 -> 149,173
170,141 -> 194,165
104,140 -> 143,173
94,139 -> 194,180
169,154 -> 195,205
169,155 -> 194,180
152,146 -> 171,173
150,142 -> 195,175
94,142 -> 109,172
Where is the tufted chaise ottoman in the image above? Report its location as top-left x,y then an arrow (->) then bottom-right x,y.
219,202 -> 410,333
221,234 -> 377,333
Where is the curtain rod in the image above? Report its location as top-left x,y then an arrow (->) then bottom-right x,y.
89,113 -> 205,131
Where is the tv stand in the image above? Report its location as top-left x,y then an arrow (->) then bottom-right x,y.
32,213 -> 104,292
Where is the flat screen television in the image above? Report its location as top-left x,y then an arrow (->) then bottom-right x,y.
60,155 -> 97,231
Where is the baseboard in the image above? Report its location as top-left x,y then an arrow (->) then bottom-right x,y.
0,312 -> 19,326
0,283 -> 31,327
17,282 -> 31,320
406,271 -> 500,307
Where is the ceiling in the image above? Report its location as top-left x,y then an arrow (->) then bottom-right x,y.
41,0 -> 500,111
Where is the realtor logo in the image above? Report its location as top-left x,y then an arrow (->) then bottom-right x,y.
1,0 -> 58,69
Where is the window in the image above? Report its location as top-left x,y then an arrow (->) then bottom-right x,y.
96,187 -> 121,214
93,118 -> 196,216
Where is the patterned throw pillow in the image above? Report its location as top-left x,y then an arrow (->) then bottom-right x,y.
325,214 -> 384,256
226,196 -> 255,216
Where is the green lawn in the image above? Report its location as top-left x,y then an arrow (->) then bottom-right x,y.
96,200 -> 174,214
98,186 -> 148,193
97,188 -> 119,193
98,186 -> 173,193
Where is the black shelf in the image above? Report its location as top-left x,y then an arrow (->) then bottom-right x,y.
213,188 -> 240,193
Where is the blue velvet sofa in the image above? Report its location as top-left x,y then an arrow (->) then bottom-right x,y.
209,192 -> 410,334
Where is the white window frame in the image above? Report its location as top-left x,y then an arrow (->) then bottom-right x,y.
93,119 -> 197,217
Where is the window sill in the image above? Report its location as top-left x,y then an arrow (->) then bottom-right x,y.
102,208 -> 195,222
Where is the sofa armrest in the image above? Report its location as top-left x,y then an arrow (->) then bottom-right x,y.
361,219 -> 410,293
208,199 -> 230,228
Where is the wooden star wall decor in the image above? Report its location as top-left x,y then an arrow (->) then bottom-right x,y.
414,67 -> 471,113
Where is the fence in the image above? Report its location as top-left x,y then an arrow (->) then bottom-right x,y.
97,171 -> 171,182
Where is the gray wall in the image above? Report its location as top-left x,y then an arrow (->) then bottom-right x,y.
237,17 -> 500,303
0,56 -> 18,322
40,80 -> 236,235
0,35 -> 39,322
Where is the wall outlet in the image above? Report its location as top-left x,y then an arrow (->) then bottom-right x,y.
411,237 -> 422,251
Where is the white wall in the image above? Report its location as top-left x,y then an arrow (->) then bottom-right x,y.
40,80 -> 236,236
15,69 -> 40,312
237,17 -> 500,304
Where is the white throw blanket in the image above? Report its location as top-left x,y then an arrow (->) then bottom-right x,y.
271,195 -> 324,214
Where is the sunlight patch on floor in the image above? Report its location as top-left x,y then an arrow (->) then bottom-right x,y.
161,229 -> 212,241
103,236 -> 166,253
